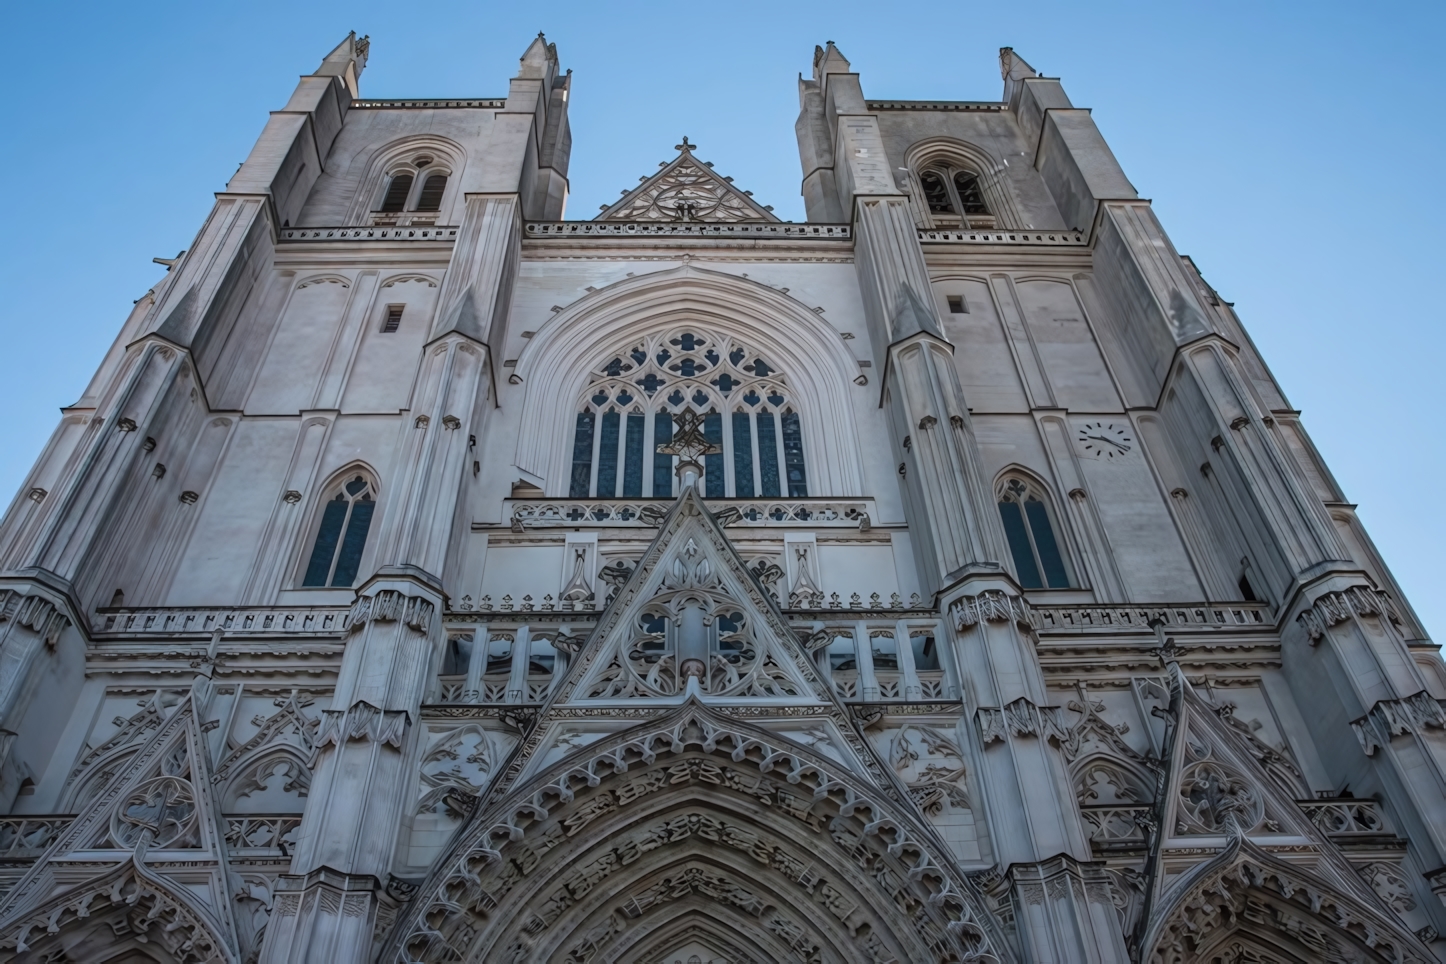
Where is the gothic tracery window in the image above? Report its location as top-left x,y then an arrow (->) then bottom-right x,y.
301,474 -> 377,588
996,477 -> 1070,590
568,330 -> 808,499
917,164 -> 994,228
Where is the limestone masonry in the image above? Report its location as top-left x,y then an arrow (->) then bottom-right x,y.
0,31 -> 1440,964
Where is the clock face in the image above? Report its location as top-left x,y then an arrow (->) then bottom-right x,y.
1077,420 -> 1133,459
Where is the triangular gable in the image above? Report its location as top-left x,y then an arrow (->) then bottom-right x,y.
0,683 -> 241,959
551,488 -> 829,705
596,138 -> 780,223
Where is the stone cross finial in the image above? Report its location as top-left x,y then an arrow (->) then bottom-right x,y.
656,409 -> 720,489
675,136 -> 695,152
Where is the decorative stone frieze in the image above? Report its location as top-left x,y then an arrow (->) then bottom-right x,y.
313,700 -> 410,752
950,590 -> 1032,630
1350,690 -> 1446,755
0,589 -> 70,646
976,697 -> 1064,745
345,589 -> 434,635
1297,585 -> 1401,642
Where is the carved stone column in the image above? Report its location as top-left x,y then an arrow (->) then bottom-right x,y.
263,182 -> 503,962
950,585 -> 1128,961
260,578 -> 440,963
0,579 -> 74,806
1285,578 -> 1446,931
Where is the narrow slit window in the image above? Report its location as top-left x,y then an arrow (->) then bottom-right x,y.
569,411 -> 595,498
301,475 -> 376,588
652,409 -> 673,498
947,295 -> 967,314
757,411 -> 780,497
596,411 -> 621,497
732,412 -> 754,498
415,173 -> 447,212
381,305 -> 404,333
379,173 -> 414,213
622,413 -> 645,497
703,412 -> 724,498
782,411 -> 807,497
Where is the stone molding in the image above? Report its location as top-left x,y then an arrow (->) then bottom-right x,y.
313,700 -> 410,753
951,590 -> 1032,631
976,697 -> 1066,745
0,588 -> 71,646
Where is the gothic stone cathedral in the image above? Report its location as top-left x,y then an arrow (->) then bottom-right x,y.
0,31 -> 1438,964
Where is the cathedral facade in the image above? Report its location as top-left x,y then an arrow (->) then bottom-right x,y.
0,31 -> 1441,964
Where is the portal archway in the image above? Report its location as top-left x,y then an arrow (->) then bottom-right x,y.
384,706 -> 1010,963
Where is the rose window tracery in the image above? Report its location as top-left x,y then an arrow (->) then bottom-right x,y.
569,329 -> 807,500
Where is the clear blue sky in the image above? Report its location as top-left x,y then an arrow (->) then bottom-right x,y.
1,1 -> 1440,635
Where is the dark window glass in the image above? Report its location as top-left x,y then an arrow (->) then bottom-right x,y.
416,174 -> 447,211
302,497 -> 347,587
380,173 -> 414,212
1238,575 -> 1258,602
703,412 -> 724,498
782,412 -> 807,497
622,413 -> 645,497
999,500 -> 1043,589
569,411 -> 595,498
732,412 -> 754,498
382,305 -> 403,333
953,171 -> 989,215
597,411 -> 620,497
911,635 -> 940,671
653,411 -> 673,498
330,498 -> 374,587
757,412 -> 780,497
920,171 -> 952,213
1025,497 -> 1069,588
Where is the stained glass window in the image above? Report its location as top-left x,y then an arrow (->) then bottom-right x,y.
997,478 -> 1070,589
731,412 -> 754,498
569,411 -> 595,498
596,411 -> 620,497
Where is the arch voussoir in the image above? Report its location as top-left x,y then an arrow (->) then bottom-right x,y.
384,705 -> 1009,963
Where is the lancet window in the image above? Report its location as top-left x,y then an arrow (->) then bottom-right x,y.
301,473 -> 376,588
996,476 -> 1071,589
374,155 -> 450,220
917,164 -> 994,229
568,330 -> 807,499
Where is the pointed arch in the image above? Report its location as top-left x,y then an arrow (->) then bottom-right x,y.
903,137 -> 1025,230
1141,834 -> 1431,964
342,135 -> 467,225
295,462 -> 380,589
382,703 -> 1012,963
515,265 -> 866,497
993,466 -> 1073,589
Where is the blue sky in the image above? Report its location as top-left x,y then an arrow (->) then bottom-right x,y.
1,1 -> 1441,635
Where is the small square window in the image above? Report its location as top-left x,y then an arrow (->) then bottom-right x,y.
382,305 -> 404,333
947,295 -> 967,314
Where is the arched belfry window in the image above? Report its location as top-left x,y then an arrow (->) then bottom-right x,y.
996,477 -> 1070,589
917,164 -> 994,229
568,330 -> 808,500
372,155 -> 451,222
301,474 -> 377,588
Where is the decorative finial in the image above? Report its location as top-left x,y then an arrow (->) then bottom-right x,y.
675,136 -> 694,152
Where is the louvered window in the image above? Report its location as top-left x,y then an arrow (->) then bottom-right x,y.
381,305 -> 403,333
416,174 -> 448,212
379,173 -> 414,212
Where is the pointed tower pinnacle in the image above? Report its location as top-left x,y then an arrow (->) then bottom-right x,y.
812,40 -> 852,83
519,31 -> 559,79
314,31 -> 369,97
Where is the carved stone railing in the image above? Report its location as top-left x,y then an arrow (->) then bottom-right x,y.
225,815 -> 303,854
867,100 -> 1007,113
826,670 -> 954,703
525,221 -> 851,240
434,675 -> 551,705
94,606 -> 352,639
350,98 -> 506,110
1080,805 -> 1150,847
1030,602 -> 1273,635
506,498 -> 872,529
0,816 -> 73,856
1299,798 -> 1389,836
918,229 -> 1086,245
278,226 -> 459,243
